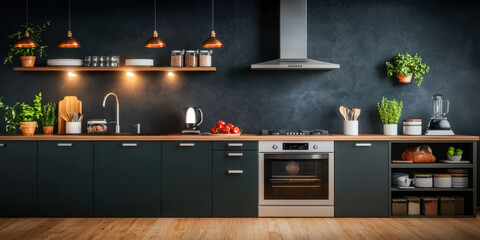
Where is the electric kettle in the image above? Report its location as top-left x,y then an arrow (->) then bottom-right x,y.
181,107 -> 203,134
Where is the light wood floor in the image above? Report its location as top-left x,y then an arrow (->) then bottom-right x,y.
1,214 -> 479,240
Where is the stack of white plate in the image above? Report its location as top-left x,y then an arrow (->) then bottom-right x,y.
451,174 -> 468,188
47,59 -> 84,66
125,59 -> 154,67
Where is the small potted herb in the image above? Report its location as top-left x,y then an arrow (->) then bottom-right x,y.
40,102 -> 57,135
377,97 -> 403,135
386,52 -> 430,86
447,146 -> 463,161
4,21 -> 50,67
0,93 -> 42,136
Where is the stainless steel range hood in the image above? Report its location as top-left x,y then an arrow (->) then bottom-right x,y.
251,0 -> 340,70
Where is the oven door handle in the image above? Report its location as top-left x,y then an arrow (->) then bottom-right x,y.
264,154 -> 329,160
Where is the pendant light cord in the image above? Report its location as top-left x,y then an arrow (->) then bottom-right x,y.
68,0 -> 71,30
211,0 -> 214,30
25,0 -> 28,26
154,0 -> 157,31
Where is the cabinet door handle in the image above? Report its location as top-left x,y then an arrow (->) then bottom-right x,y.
178,143 -> 195,147
0,143 -> 5,147
227,143 -> 243,147
228,170 -> 244,174
122,143 -> 138,147
57,143 -> 73,147
227,153 -> 243,157
355,143 -> 372,147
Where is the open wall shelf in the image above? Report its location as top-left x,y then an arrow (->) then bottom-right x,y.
13,67 -> 216,72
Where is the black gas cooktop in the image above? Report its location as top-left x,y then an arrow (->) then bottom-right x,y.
260,129 -> 329,136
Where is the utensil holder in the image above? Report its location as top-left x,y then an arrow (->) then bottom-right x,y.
343,120 -> 358,135
66,122 -> 82,134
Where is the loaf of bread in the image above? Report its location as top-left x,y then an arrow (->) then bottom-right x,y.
401,145 -> 436,163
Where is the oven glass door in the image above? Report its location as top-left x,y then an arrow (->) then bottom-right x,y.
264,154 -> 329,200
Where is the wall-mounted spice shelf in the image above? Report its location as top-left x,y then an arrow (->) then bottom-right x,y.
13,67 -> 216,72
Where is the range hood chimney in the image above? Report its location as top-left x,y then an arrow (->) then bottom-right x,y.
251,0 -> 340,70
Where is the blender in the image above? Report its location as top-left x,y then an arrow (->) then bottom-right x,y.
425,94 -> 455,135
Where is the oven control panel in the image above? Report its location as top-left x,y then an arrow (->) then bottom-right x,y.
283,143 -> 308,150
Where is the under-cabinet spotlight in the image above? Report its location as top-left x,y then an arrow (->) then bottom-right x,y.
67,72 -> 77,77
126,72 -> 135,77
168,72 -> 174,77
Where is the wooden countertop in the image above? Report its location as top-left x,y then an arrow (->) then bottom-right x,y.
0,134 -> 478,141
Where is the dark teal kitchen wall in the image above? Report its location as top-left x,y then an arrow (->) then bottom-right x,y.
0,0 -> 479,135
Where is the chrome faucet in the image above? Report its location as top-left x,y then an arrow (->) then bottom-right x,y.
102,92 -> 120,134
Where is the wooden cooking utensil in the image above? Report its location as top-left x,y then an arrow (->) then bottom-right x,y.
339,106 -> 347,120
354,108 -> 361,120
58,96 -> 82,134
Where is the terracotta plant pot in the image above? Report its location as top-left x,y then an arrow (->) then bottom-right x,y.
397,73 -> 413,84
19,121 -> 37,136
20,56 -> 36,67
42,126 -> 54,135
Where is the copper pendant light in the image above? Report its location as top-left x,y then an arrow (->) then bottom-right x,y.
14,0 -> 38,48
145,0 -> 166,48
202,0 -> 223,48
59,0 -> 81,48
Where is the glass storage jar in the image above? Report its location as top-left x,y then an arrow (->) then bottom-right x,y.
171,50 -> 184,67
185,50 -> 199,67
199,50 -> 213,67
87,119 -> 108,134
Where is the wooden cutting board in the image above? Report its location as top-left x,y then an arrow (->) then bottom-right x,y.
58,96 -> 82,134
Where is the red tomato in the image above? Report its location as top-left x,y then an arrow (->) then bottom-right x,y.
226,123 -> 234,128
223,125 -> 231,133
211,126 -> 217,133
216,120 -> 225,127
231,126 -> 240,134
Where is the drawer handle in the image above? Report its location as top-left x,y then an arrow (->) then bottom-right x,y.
122,143 -> 138,147
228,153 -> 244,157
0,143 -> 5,147
227,143 -> 243,147
57,143 -> 73,147
228,170 -> 244,174
355,143 -> 372,147
178,143 -> 195,147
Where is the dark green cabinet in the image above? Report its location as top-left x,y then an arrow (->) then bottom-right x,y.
38,142 -> 93,217
334,141 -> 389,217
94,142 -> 162,217
162,141 -> 212,217
0,142 -> 37,217
213,150 -> 258,217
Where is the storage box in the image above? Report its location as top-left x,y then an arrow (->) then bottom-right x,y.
392,198 -> 408,216
405,196 -> 420,215
439,197 -> 455,215
421,197 -> 439,215
452,196 -> 465,215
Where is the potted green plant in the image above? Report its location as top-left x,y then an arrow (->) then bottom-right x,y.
386,52 -> 430,86
447,146 -> 463,161
4,21 -> 51,67
0,93 -> 42,136
40,102 -> 57,135
377,97 -> 403,135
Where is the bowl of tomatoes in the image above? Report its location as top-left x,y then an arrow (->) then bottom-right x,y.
211,120 -> 241,135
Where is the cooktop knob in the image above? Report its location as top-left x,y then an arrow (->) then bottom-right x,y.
272,145 -> 278,149
313,145 -> 318,149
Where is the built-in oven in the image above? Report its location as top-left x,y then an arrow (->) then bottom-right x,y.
259,141 -> 334,217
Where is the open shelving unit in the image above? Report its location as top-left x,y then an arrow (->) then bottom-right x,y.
13,66 -> 216,72
389,141 -> 477,218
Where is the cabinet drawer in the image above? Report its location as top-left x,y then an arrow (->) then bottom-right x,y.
213,151 -> 258,217
213,141 -> 258,151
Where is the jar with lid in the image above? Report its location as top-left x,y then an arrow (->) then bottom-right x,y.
403,119 -> 422,135
199,50 -> 213,67
87,119 -> 108,134
171,50 -> 184,67
185,50 -> 199,67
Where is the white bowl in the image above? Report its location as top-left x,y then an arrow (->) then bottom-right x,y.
47,59 -> 84,66
447,155 -> 462,161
